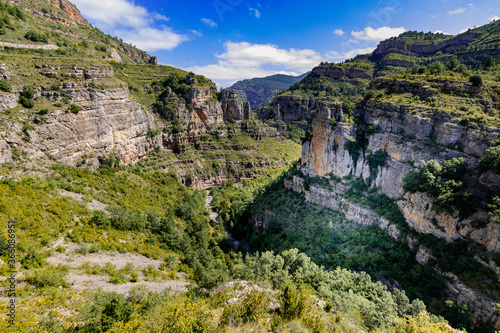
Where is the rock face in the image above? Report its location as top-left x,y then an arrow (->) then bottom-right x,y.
220,89 -> 251,121
311,66 -> 371,80
300,99 -> 499,250
0,85 -> 157,165
373,32 -> 481,56
296,97 -> 500,328
46,0 -> 90,26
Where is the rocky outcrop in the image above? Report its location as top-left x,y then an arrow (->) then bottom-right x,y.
0,86 -> 157,165
220,89 -> 251,121
46,0 -> 90,26
311,66 -> 371,80
373,32 -> 481,57
300,99 -> 499,249
257,95 -> 317,126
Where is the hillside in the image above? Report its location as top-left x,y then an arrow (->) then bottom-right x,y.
229,72 -> 308,110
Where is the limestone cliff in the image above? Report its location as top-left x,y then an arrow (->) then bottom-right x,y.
292,94 -> 500,328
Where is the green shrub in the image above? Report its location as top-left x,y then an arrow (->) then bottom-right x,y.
469,72 -> 483,87
90,210 -> 111,229
0,79 -> 11,92
279,283 -> 312,320
69,104 -> 81,114
479,145 -> 500,174
21,251 -> 46,268
80,291 -> 134,332
24,30 -> 48,43
0,236 -> 8,256
26,269 -> 69,288
19,96 -> 34,108
21,85 -> 35,99
220,289 -> 269,325
403,158 -> 478,216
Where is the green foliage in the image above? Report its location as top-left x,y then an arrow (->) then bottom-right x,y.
279,283 -> 312,320
0,235 -> 9,256
90,210 -> 111,229
0,79 -> 11,92
403,158 -> 478,216
469,71 -> 483,87
479,145 -> 500,174
69,104 -> 81,114
487,196 -> 500,223
24,30 -> 49,43
19,96 -> 34,108
221,289 -> 270,325
367,150 -> 388,181
80,291 -> 134,333
25,269 -> 69,288
443,300 -> 474,332
21,85 -> 35,99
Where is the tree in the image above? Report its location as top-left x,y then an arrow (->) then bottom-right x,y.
469,71 -> 483,87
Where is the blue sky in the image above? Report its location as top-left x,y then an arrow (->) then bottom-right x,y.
70,0 -> 500,87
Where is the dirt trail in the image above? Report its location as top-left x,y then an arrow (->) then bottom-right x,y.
46,238 -> 189,295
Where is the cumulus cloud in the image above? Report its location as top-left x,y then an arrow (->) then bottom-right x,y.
115,27 -> 189,52
448,7 -> 466,15
490,15 -> 500,21
333,29 -> 345,36
351,26 -> 406,41
201,18 -> 217,28
325,47 -> 376,62
434,30 -> 451,35
71,0 -> 187,52
187,41 -> 322,87
249,8 -> 261,18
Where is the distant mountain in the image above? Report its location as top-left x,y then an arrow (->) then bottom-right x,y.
229,72 -> 308,110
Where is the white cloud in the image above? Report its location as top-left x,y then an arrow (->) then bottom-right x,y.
115,27 -> 188,52
249,8 -> 261,19
201,18 -> 217,28
325,47 -> 376,62
448,7 -> 465,15
434,30 -> 451,35
333,29 -> 345,36
351,26 -> 406,41
459,27 -> 473,33
71,0 -> 149,29
71,0 -> 187,52
489,15 -> 500,21
187,41 -> 322,87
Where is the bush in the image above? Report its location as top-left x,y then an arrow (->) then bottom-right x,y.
21,85 -> 35,99
221,289 -> 269,325
24,30 -> 48,43
403,158 -> 478,216
479,145 -> 500,174
0,236 -> 8,256
19,96 -> 34,108
90,210 -> 111,229
80,291 -> 134,333
26,269 -> 69,288
69,104 -> 81,114
0,79 -> 11,92
279,283 -> 312,320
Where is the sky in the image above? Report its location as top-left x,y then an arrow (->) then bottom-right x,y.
70,0 -> 500,87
